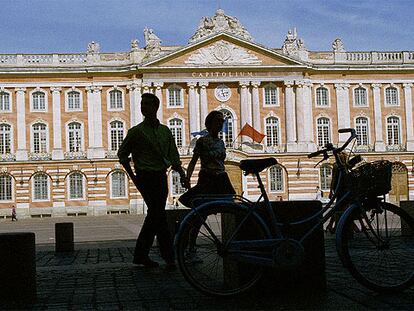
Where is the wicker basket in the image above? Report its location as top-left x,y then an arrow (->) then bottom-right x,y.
345,160 -> 392,197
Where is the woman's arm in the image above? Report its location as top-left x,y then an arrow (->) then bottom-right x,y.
186,153 -> 199,186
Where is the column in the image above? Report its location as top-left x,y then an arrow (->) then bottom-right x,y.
86,86 -> 95,154
188,82 -> 198,134
51,87 -> 64,160
199,81 -> 209,127
239,81 -> 250,143
372,83 -> 385,151
295,80 -> 315,152
284,80 -> 297,152
154,82 -> 164,122
15,87 -> 27,161
251,81 -> 261,133
127,81 -> 142,127
335,83 -> 351,144
142,82 -> 150,94
404,83 -> 414,150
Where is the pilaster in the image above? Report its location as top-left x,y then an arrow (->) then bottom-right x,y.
187,82 -> 198,134
127,81 -> 142,126
199,81 -> 209,127
404,83 -> 414,150
284,80 -> 297,152
51,87 -> 64,160
15,87 -> 28,160
154,82 -> 164,122
239,81 -> 250,143
251,81 -> 261,133
335,83 -> 351,144
372,83 -> 385,151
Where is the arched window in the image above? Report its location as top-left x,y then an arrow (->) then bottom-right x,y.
264,85 -> 278,106
269,165 -> 283,192
68,122 -> 82,152
33,173 -> 49,201
171,171 -> 185,196
385,87 -> 398,106
0,174 -> 12,201
168,118 -> 183,148
320,165 -> 332,191
316,87 -> 329,106
387,116 -> 401,145
110,121 -> 124,151
317,117 -> 331,147
167,86 -> 183,107
69,172 -> 84,199
0,124 -> 11,154
67,91 -> 81,110
109,90 -> 123,109
265,117 -> 279,146
354,87 -> 367,106
0,91 -> 10,111
111,171 -> 126,198
219,109 -> 234,147
32,123 -> 48,153
355,117 -> 369,145
32,91 -> 46,111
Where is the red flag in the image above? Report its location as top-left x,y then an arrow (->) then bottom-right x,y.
238,123 -> 265,143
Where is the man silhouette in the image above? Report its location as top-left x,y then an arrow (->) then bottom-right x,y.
118,93 -> 188,270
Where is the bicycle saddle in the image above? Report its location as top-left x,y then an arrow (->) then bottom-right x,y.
239,158 -> 278,174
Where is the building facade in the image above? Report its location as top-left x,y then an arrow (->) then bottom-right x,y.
0,9 -> 413,218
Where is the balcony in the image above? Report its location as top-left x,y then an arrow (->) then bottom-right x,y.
385,144 -> 406,152
105,150 -> 118,159
354,144 -> 375,153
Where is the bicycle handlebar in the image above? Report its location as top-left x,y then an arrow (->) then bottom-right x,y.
307,128 -> 357,159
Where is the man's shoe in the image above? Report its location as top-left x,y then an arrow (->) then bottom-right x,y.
133,257 -> 159,268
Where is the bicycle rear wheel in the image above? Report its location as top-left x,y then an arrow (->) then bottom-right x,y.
175,203 -> 270,296
337,201 -> 414,293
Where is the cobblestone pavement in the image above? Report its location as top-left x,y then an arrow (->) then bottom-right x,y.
0,237 -> 412,310
1,215 -> 413,310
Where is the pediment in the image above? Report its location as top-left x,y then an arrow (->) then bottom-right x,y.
143,33 -> 305,68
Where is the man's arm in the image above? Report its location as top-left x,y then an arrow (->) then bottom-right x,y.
117,129 -> 139,189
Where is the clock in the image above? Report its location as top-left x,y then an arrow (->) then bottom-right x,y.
215,84 -> 231,102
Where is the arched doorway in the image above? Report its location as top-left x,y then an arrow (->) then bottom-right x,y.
389,162 -> 408,205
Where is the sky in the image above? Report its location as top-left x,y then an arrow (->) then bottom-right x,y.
0,0 -> 412,54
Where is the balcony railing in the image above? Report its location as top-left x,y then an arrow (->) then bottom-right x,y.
64,151 -> 87,160
105,150 -> 118,159
385,144 -> 406,152
0,153 -> 15,162
354,144 -> 375,153
28,152 -> 52,161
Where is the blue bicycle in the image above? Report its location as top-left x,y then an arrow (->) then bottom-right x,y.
175,129 -> 414,296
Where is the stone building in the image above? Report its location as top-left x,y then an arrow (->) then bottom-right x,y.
0,9 -> 413,218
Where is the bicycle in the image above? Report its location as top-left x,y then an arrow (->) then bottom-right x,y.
175,128 -> 414,296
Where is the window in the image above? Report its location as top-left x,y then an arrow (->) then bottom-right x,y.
316,87 -> 329,106
355,117 -> 369,146
32,91 -> 46,111
167,86 -> 183,107
32,123 -> 48,153
111,171 -> 126,198
0,124 -> 11,154
67,91 -> 81,110
219,109 -> 234,147
387,116 -> 400,145
171,171 -> 185,195
33,173 -> 49,201
69,172 -> 84,199
354,87 -> 367,106
109,90 -> 123,110
320,165 -> 332,191
265,117 -> 279,146
0,91 -> 10,111
317,118 -> 331,147
269,165 -> 283,192
68,122 -> 82,152
385,87 -> 398,106
264,85 -> 278,106
0,174 -> 12,201
168,118 -> 183,148
110,121 -> 124,151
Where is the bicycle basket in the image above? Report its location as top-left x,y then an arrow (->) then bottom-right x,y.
345,160 -> 392,197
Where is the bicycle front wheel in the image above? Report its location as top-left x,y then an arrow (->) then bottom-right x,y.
337,201 -> 414,293
175,203 -> 270,297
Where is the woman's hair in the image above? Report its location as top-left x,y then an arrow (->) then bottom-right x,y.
205,110 -> 224,131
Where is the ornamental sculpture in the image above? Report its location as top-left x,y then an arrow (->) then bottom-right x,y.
332,38 -> 346,52
87,41 -> 100,54
189,9 -> 253,43
130,39 -> 139,51
143,27 -> 162,59
281,28 -> 307,55
185,40 -> 262,65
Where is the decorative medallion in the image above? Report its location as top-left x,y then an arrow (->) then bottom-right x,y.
215,84 -> 231,102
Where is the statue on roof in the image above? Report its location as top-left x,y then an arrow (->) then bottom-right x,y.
87,41 -> 100,54
130,39 -> 139,51
143,27 -> 162,60
189,9 -> 253,43
282,28 -> 307,57
332,38 -> 345,52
